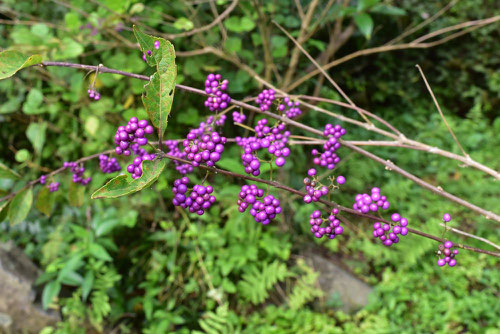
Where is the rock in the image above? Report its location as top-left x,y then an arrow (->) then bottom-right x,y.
0,242 -> 60,333
302,251 -> 373,313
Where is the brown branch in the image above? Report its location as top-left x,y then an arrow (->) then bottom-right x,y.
163,0 -> 239,39
285,16 -> 500,92
33,61 -> 500,221
281,0 -> 320,87
416,65 -> 468,158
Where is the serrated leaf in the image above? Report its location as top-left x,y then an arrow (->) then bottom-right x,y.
42,281 -> 61,310
133,26 -> 177,140
0,162 -> 21,179
0,51 -> 42,80
354,13 -> 374,39
36,187 -> 54,216
8,188 -> 32,225
68,182 -> 85,207
91,159 -> 167,199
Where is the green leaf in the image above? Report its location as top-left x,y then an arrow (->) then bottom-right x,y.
84,116 -> 100,137
240,17 -> 256,32
22,88 -> 44,115
89,243 -> 112,261
91,159 -> 167,199
133,26 -> 177,140
0,162 -> 21,179
224,17 -> 255,33
0,50 -> 42,80
42,281 -> 61,310
36,187 -> 54,216
371,4 -> 406,16
173,17 -> 194,31
354,13 -> 374,39
0,200 -> 10,222
8,188 -> 32,225
225,37 -> 242,53
26,122 -> 47,154
357,0 -> 380,11
68,182 -> 85,207
82,271 -> 94,301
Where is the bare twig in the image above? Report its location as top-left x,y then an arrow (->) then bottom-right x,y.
416,65 -> 468,158
440,223 -> 500,251
386,0 -> 459,45
273,20 -> 373,125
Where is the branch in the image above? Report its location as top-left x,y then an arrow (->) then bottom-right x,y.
440,223 -> 500,251
285,16 -> 500,92
163,0 -> 239,39
416,64 -> 468,158
35,61 -> 500,222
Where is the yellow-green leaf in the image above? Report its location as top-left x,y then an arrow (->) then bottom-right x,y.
0,162 -> 21,179
68,182 -> 85,207
91,159 -> 167,199
0,51 -> 42,80
36,187 -> 54,216
8,188 -> 33,225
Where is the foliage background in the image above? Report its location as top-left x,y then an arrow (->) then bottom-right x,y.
0,0 -> 499,332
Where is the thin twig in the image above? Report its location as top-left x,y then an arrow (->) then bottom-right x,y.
416,65 -> 468,158
28,62 -> 500,220
440,223 -> 500,251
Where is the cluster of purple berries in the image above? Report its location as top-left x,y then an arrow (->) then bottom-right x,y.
232,111 -> 246,124
172,177 -> 216,215
40,175 -> 60,192
47,182 -> 60,192
183,130 -> 226,167
237,184 -> 265,213
312,124 -> 346,169
309,208 -> 343,239
64,161 -> 91,185
278,97 -> 302,119
114,117 -> 154,156
163,140 -> 192,174
372,213 -> 409,247
437,240 -> 458,267
87,88 -> 100,101
256,89 -> 275,111
204,74 -> 231,111
99,155 -> 121,173
303,169 -> 329,203
189,115 -> 227,137
249,194 -> 282,225
353,187 -> 390,214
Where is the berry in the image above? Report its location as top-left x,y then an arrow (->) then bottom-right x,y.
372,214 -> 408,247
154,40 -> 160,49
353,187 -> 390,214
99,154 -> 121,173
40,175 -> 47,185
47,182 -> 60,192
309,208 -> 343,239
256,89 -> 275,111
87,88 -> 100,101
443,213 -> 451,222
232,111 -> 246,123
436,240 -> 459,267
163,140 -> 193,174
303,171 -> 329,203
172,177 -> 216,215
336,176 -> 345,185
204,73 -> 231,111
237,184 -> 264,213
250,194 -> 282,225
312,124 -> 346,169
183,128 -> 227,167
278,97 -> 302,119
64,161 -> 91,185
